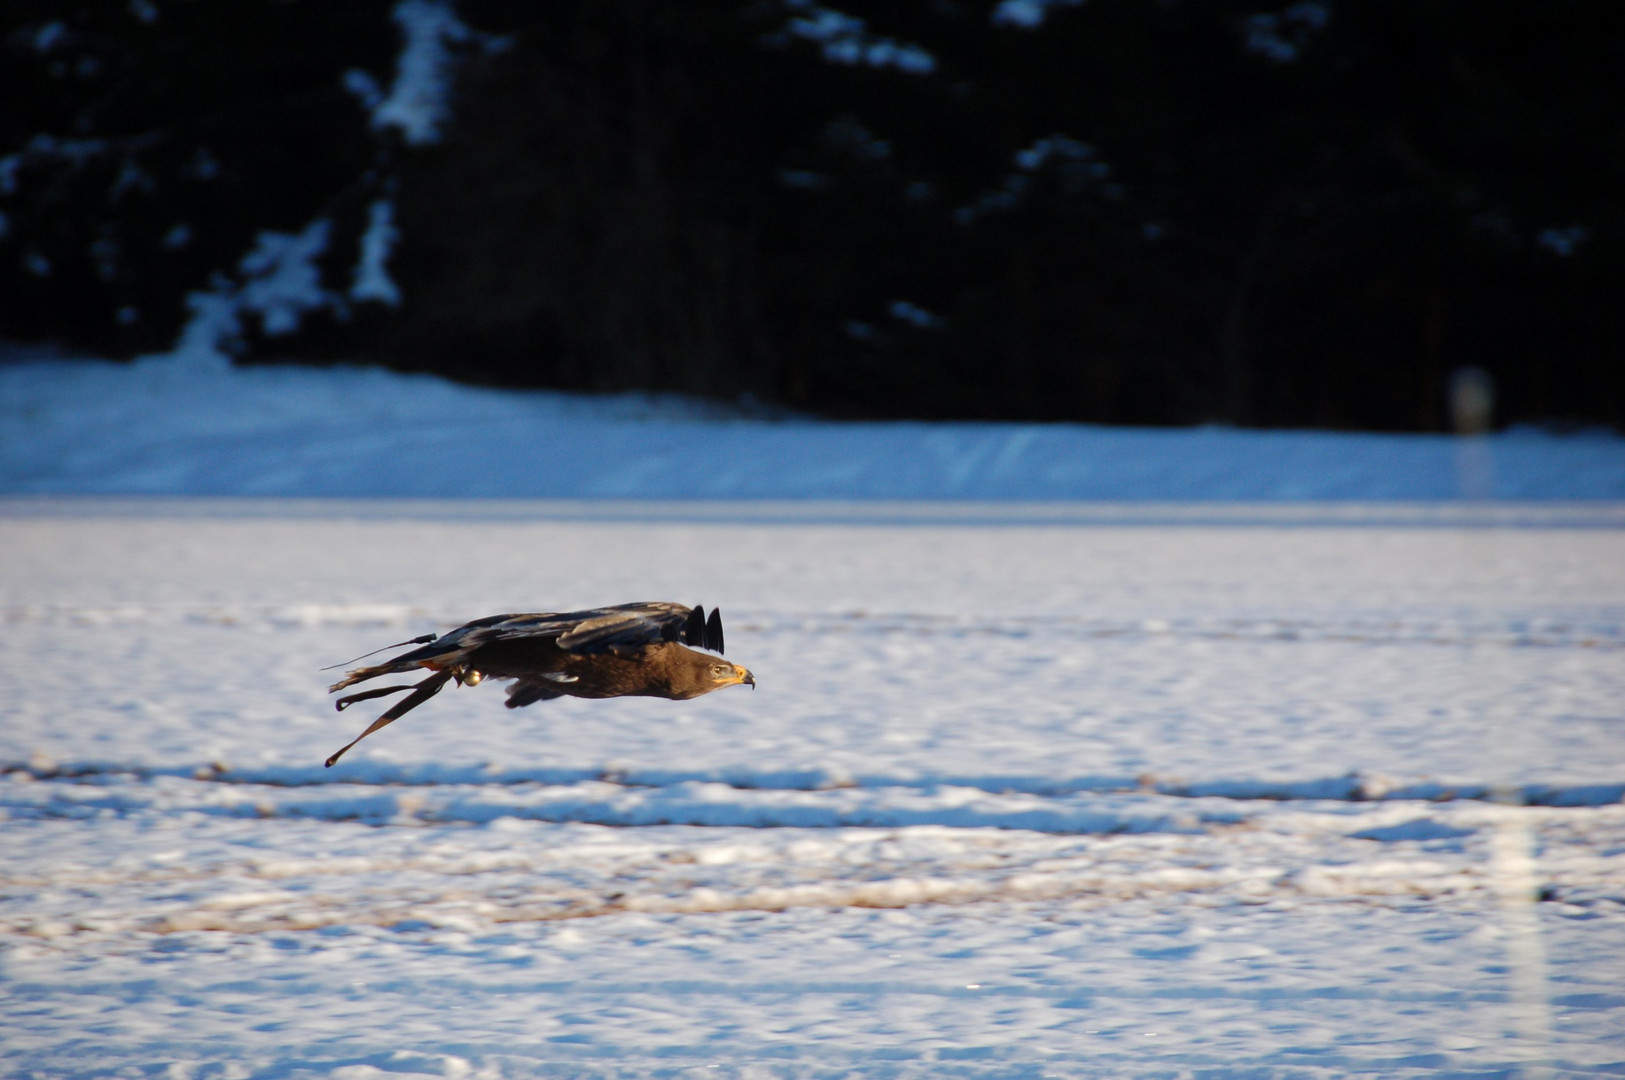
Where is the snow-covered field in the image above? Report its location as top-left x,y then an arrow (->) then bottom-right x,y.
2,356 -> 1624,1077
3,500 -> 1624,1078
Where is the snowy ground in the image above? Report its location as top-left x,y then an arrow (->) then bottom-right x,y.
2,354 -> 1623,1076
4,353 -> 1625,499
3,500 -> 1623,1078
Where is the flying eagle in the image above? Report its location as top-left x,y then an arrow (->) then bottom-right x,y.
323,602 -> 753,767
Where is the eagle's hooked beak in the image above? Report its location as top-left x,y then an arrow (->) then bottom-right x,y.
737,666 -> 756,689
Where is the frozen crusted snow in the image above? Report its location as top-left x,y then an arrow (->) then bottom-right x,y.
3,354 -> 1625,498
1,502 -> 1622,1077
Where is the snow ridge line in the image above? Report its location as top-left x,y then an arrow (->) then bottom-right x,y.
0,977 -> 1532,1005
0,774 -> 1247,834
15,808 -> 1619,941
5,603 -> 1623,650
5,761 -> 1622,809
6,496 -> 1625,526
0,865 -> 1520,939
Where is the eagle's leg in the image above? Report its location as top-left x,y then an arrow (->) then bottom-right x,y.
324,669 -> 455,768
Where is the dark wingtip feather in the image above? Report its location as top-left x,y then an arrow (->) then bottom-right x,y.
706,607 -> 724,654
685,605 -> 707,648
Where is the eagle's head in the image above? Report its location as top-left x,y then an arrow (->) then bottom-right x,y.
706,658 -> 756,690
665,649 -> 755,699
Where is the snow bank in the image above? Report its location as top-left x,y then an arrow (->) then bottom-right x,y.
3,354 -> 1622,498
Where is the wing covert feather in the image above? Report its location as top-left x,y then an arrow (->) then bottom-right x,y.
553,602 -> 693,653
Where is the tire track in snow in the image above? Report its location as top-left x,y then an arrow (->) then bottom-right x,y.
4,759 -> 1621,808
5,820 -> 1620,939
4,776 -> 1622,940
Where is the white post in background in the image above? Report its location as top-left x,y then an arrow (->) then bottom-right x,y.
1450,366 -> 1496,499
1489,790 -> 1554,1080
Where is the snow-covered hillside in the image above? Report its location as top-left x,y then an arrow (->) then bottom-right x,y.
4,352 -> 1624,499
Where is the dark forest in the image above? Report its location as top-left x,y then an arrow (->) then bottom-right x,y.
2,0 -> 1620,430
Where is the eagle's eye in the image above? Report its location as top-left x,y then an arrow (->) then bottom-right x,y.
711,664 -> 732,679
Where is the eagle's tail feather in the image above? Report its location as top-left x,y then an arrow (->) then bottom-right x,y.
320,633 -> 439,674
328,660 -> 417,694
327,643 -> 468,693
325,669 -> 455,768
333,683 -> 420,712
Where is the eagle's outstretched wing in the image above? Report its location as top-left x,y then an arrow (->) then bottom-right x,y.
328,602 -> 724,693
321,602 -> 734,768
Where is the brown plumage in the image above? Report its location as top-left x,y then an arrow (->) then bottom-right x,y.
323,602 -> 753,767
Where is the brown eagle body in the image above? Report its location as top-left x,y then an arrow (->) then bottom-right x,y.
323,602 -> 753,767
